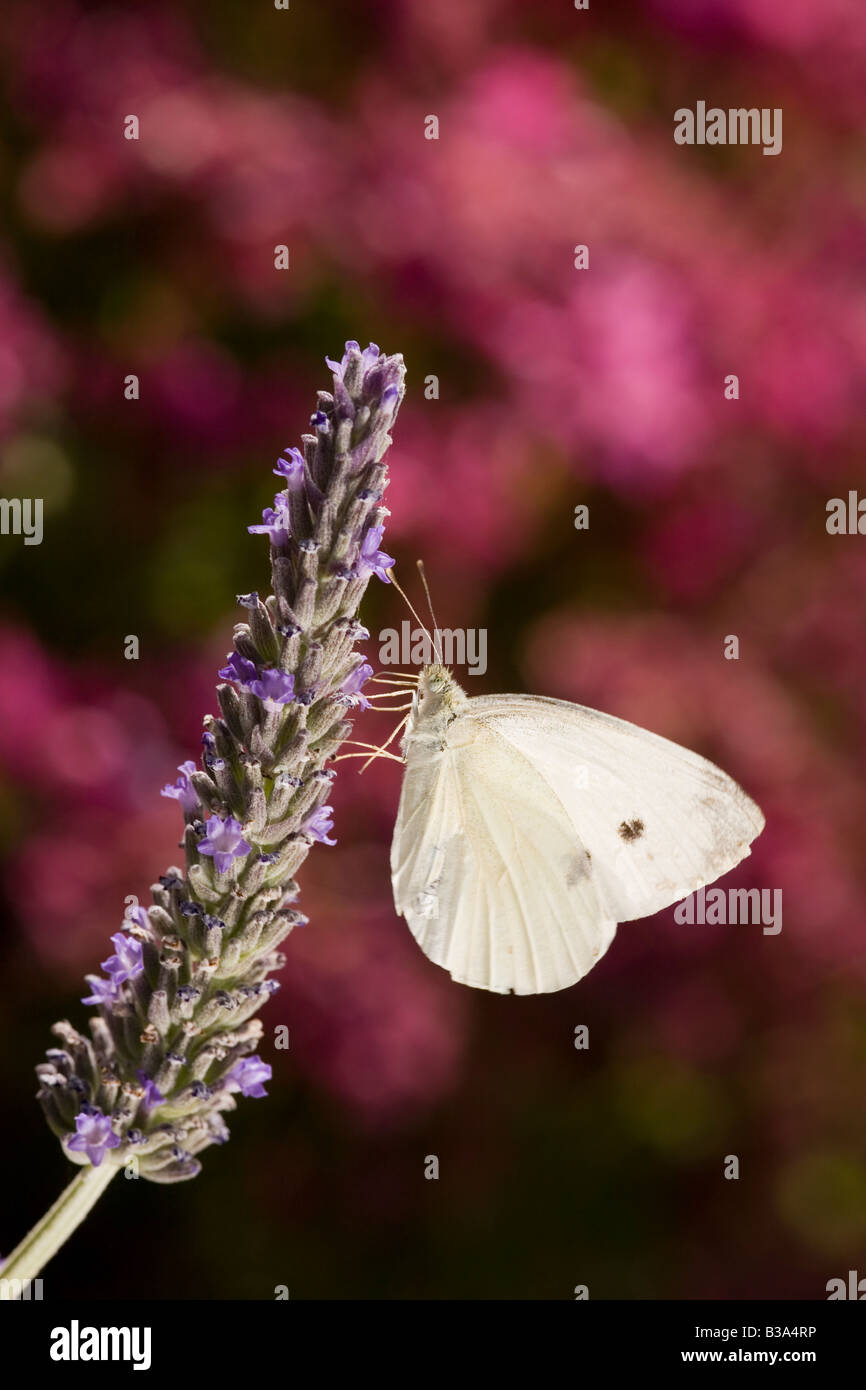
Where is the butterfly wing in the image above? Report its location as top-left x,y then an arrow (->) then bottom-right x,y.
390,717 -> 617,994
466,694 -> 765,923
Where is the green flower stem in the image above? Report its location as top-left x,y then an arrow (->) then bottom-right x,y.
0,1164 -> 117,1292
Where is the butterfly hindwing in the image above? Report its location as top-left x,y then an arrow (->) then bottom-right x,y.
391,717 -> 617,994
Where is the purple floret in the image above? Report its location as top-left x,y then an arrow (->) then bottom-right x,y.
302,805 -> 337,846
81,975 -> 120,1007
100,932 -> 143,985
247,667 -> 295,709
340,661 -> 373,709
136,1071 -> 166,1113
358,524 -> 394,583
66,1109 -> 121,1167
161,760 -> 199,814
218,651 -> 258,687
248,494 -> 291,547
197,815 -> 252,874
273,446 -> 305,490
225,1055 -> 272,1099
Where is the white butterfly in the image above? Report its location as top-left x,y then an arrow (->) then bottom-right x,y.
389,663 -> 765,995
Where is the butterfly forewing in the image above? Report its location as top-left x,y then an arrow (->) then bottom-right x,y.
466,694 -> 765,923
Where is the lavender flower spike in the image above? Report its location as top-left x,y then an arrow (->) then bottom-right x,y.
30,340 -> 405,1194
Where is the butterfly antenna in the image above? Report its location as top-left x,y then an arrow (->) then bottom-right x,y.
397,559 -> 443,664
415,559 -> 443,663
387,566 -> 442,665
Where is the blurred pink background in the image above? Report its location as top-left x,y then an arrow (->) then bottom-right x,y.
0,0 -> 864,1298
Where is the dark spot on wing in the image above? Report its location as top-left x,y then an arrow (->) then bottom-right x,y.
564,850 -> 593,887
618,818 -> 645,842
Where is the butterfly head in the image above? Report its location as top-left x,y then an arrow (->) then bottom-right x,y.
403,663 -> 468,750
